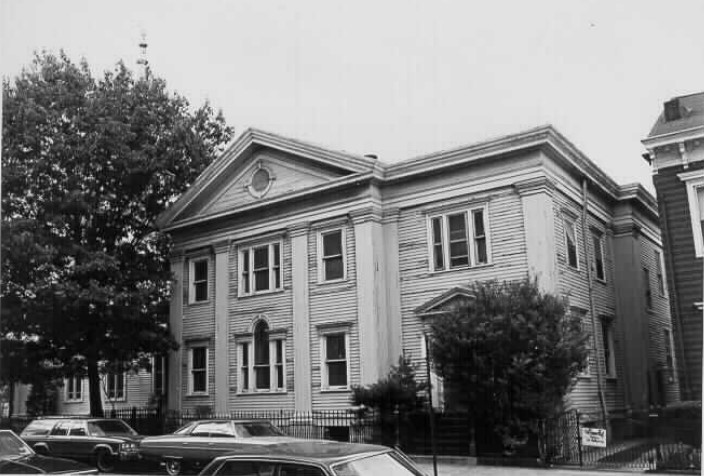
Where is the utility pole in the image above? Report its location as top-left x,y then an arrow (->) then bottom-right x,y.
424,336 -> 438,476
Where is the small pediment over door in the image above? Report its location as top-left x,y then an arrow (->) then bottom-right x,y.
414,286 -> 476,319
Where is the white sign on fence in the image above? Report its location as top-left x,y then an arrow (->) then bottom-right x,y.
580,427 -> 607,448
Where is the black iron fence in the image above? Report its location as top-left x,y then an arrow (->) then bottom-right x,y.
2,405 -> 700,472
540,408 -> 701,472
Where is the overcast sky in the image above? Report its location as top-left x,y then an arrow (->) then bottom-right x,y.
3,0 -> 704,193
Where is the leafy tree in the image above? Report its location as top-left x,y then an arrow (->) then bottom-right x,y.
351,356 -> 426,413
428,279 -> 588,452
2,51 -> 234,415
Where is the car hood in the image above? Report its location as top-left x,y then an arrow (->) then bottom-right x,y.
103,434 -> 144,443
0,454 -> 96,474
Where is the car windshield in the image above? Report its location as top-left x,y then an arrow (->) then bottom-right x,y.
88,420 -> 137,436
333,452 -> 426,476
234,422 -> 284,437
0,432 -> 33,458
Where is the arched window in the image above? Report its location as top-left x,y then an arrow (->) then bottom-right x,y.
237,318 -> 286,394
254,321 -> 270,390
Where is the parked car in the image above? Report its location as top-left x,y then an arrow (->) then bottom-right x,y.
198,440 -> 427,476
0,429 -> 97,474
140,419 -> 303,475
20,417 -> 142,472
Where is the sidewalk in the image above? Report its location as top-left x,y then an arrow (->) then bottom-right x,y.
415,461 -> 650,476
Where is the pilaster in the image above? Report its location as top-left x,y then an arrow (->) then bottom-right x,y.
289,222 -> 312,412
351,207 -> 384,385
167,252 -> 185,412
213,240 -> 230,414
514,177 -> 557,292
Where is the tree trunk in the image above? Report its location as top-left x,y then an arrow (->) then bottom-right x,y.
87,357 -> 103,417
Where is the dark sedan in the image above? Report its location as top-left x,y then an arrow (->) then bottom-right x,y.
198,440 -> 427,476
140,420 -> 303,475
20,417 -> 142,472
0,429 -> 97,474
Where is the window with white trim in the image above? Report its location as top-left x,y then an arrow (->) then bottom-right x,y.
643,267 -> 653,309
664,329 -> 675,375
655,250 -> 666,296
680,172 -> 704,258
320,331 -> 349,390
600,319 -> 616,378
189,258 -> 209,303
188,345 -> 208,394
237,321 -> 286,393
429,206 -> 489,272
105,370 -> 125,400
239,242 -> 282,295
66,376 -> 82,402
592,233 -> 605,281
319,229 -> 346,282
563,217 -> 579,269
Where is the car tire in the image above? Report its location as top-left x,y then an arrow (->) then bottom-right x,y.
95,448 -> 116,473
165,459 -> 182,476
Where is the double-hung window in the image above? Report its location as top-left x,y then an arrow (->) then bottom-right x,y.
189,345 -> 208,394
600,319 -> 616,378
663,329 -> 674,375
429,206 -> 489,272
655,250 -> 666,296
643,267 -> 653,310
189,258 -> 209,303
320,330 -> 349,390
239,242 -> 282,295
563,217 -> 579,269
106,370 -> 125,400
679,171 -> 704,258
592,233 -> 605,281
66,376 -> 82,402
319,229 -> 346,282
237,320 -> 286,393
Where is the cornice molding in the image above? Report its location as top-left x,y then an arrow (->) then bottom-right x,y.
288,222 -> 311,238
381,208 -> 401,224
213,240 -> 230,254
513,176 -> 556,196
349,206 -> 383,225
612,221 -> 641,238
642,125 -> 704,150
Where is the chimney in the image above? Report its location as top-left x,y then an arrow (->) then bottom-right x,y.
664,98 -> 681,122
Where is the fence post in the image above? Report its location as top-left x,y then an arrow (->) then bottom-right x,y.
575,410 -> 583,467
394,405 -> 400,449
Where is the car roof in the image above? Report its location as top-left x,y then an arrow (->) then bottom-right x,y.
188,419 -> 269,424
213,440 -> 390,464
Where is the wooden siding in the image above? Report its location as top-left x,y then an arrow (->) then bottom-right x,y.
308,221 -> 359,410
551,185 -> 626,415
228,236 -> 295,411
398,188 -> 529,369
56,370 -> 156,415
653,162 -> 704,400
641,233 -> 681,405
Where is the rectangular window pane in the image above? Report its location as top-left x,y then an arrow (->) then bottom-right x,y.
240,343 -> 249,390
448,213 -> 467,240
254,269 -> 269,291
324,257 -> 344,281
664,330 -> 674,372
254,246 -> 268,268
449,241 -> 469,267
593,235 -> 605,280
326,334 -> 346,360
194,260 -> 208,282
323,231 -> 342,257
275,341 -> 284,389
193,348 -> 206,369
564,220 -> 578,268
431,218 -> 444,270
193,371 -> 206,393
242,250 -> 250,294
327,362 -> 347,387
273,244 -> 281,288
643,268 -> 652,309
195,282 -> 207,301
475,238 -> 487,264
255,367 -> 270,390
448,213 -> 469,267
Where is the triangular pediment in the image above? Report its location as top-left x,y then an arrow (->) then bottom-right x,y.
415,286 -> 476,317
158,129 -> 377,230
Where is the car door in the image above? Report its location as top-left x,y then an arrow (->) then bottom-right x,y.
67,420 -> 93,459
179,422 -> 213,463
47,421 -> 72,456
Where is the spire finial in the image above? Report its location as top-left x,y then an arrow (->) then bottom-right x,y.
137,31 -> 149,76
